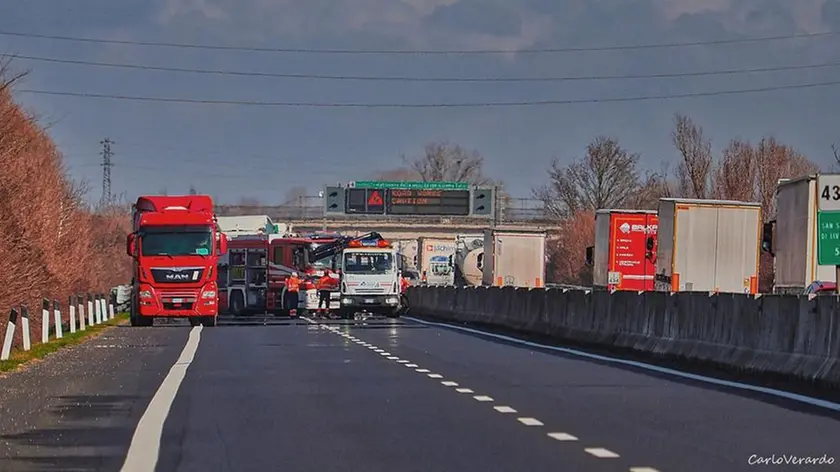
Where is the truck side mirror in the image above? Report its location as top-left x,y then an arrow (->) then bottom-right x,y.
218,233 -> 228,255
585,246 -> 593,266
126,233 -> 137,258
448,255 -> 454,267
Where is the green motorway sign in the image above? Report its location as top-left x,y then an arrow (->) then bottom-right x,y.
817,211 -> 840,265
351,181 -> 469,190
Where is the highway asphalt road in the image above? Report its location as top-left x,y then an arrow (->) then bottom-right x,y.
0,315 -> 839,471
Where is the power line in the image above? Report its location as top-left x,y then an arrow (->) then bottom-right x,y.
0,29 -> 835,55
16,79 -> 840,108
11,53 -> 840,82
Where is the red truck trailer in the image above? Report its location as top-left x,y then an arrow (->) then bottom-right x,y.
126,195 -> 228,327
589,209 -> 658,291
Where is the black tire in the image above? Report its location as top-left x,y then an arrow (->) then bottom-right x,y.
201,315 -> 217,327
189,317 -> 201,327
129,295 -> 154,326
230,291 -> 245,317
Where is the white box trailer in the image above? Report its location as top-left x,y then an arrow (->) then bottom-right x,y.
416,237 -> 457,285
482,228 -> 546,288
654,198 -> 761,293
773,175 -> 838,294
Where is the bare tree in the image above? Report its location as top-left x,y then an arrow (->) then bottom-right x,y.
672,114 -> 713,199
711,139 -> 756,201
753,137 -> 818,219
282,186 -> 308,205
0,55 -> 30,93
238,196 -> 261,207
534,136 -> 644,218
372,167 -> 421,181
403,140 -> 494,185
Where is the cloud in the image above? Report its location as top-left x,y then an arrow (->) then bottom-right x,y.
154,0 -> 555,51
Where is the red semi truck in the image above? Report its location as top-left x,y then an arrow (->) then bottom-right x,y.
126,195 -> 228,327
588,209 -> 658,291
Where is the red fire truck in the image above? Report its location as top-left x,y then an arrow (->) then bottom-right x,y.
218,232 -> 341,316
126,195 -> 228,327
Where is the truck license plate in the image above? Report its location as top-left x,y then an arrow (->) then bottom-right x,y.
364,298 -> 374,304
172,298 -> 183,303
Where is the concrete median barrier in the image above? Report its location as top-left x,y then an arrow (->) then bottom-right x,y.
406,286 -> 840,390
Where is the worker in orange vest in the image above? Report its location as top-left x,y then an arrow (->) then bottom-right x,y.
316,269 -> 333,315
286,272 -> 301,317
400,273 -> 410,293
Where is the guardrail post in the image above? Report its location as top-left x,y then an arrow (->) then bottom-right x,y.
41,299 -> 50,343
108,299 -> 115,320
87,293 -> 94,326
68,295 -> 77,334
77,294 -> 86,331
53,299 -> 63,339
1,308 -> 17,361
20,305 -> 30,351
94,294 -> 101,324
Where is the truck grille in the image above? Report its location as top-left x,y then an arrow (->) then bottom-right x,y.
158,289 -> 199,310
352,288 -> 387,294
151,267 -> 204,284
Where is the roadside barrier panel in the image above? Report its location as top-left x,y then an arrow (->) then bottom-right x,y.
406,286 -> 840,388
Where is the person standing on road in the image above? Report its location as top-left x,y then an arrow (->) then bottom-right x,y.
317,269 -> 333,316
286,272 -> 301,317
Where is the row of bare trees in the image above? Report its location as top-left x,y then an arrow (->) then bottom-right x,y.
0,61 -> 132,346
537,113 -> 824,290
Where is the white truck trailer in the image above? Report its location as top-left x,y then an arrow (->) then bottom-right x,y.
772,174 -> 840,294
416,237 -> 457,285
482,228 -> 547,288
654,198 -> 761,293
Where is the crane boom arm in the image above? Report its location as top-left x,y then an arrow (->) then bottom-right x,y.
309,232 -> 384,262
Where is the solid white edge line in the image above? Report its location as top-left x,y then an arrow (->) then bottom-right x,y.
121,326 -> 203,472
404,316 -> 840,412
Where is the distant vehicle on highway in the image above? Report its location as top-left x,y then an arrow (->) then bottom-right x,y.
804,280 -> 836,295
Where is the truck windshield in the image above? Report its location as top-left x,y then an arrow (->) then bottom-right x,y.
140,225 -> 213,256
343,252 -> 394,274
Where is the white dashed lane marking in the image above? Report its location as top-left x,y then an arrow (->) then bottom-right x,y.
312,321 -> 660,471
517,417 -> 544,426
585,448 -> 620,459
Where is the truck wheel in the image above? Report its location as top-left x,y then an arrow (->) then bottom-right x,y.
201,315 -> 217,327
230,291 -> 245,317
189,317 -> 201,327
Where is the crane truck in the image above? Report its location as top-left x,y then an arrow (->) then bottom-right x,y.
305,232 -> 403,318
126,195 -> 228,327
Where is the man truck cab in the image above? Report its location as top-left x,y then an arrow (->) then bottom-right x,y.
338,237 -> 402,318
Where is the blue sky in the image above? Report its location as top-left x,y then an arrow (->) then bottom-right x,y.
2,0 -> 840,205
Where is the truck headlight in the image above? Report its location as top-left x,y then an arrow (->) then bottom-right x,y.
342,298 -> 352,305
139,290 -> 152,299
386,297 -> 398,304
